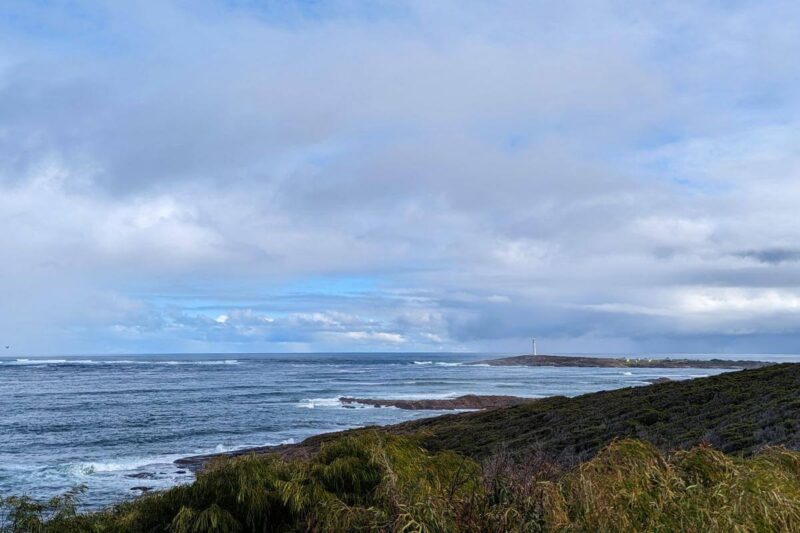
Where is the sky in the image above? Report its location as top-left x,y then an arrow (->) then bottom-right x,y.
1,0 -> 800,355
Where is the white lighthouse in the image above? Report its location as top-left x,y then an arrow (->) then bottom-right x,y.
532,338 -> 537,355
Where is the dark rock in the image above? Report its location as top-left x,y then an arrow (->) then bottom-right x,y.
646,377 -> 674,384
339,394 -> 535,410
126,472 -> 156,479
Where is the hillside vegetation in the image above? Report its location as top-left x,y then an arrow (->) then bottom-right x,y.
400,363 -> 800,462
181,363 -> 800,471
5,433 -> 800,532
5,364 -> 800,532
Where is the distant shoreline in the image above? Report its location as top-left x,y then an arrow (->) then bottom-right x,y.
472,354 -> 771,369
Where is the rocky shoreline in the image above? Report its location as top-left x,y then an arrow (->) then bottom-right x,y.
645,377 -> 673,384
173,359 -> 755,473
340,394 -> 534,410
174,395 -> 536,472
174,439 -> 317,472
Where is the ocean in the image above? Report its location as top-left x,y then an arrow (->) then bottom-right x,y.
1,352 -> 792,509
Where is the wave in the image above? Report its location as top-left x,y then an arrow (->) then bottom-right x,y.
297,391 -> 459,409
8,359 -> 74,365
3,359 -> 239,366
413,361 -> 463,367
622,371 -> 633,376
389,392 -> 460,400
71,437 -> 299,475
72,454 -> 186,475
330,381 -> 386,386
160,360 -> 239,366
296,397 -> 345,409
212,438 -> 295,454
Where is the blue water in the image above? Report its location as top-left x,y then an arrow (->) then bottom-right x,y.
1,352 -> 794,508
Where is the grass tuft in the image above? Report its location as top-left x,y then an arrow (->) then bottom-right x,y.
5,434 -> 800,532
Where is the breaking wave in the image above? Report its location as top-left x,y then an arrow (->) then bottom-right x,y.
3,359 -> 239,366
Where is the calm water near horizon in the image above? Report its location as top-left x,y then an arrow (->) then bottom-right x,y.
3,352 -> 799,508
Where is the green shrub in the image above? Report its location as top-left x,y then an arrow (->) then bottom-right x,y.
562,440 -> 800,532
6,436 -> 800,532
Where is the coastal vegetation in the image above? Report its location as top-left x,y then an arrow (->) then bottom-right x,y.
5,434 -> 800,531
5,364 -> 800,532
184,363 -> 800,469
401,363 -> 800,462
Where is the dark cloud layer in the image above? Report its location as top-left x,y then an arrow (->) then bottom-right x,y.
736,248 -> 800,265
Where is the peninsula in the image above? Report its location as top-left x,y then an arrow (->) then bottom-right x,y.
474,353 -> 770,369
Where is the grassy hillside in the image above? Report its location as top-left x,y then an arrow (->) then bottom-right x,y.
6,364 -> 800,532
399,363 -> 800,462
6,434 -> 800,532
226,363 -> 800,468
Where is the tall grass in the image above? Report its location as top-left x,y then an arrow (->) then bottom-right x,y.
4,434 -> 800,532
562,440 -> 800,531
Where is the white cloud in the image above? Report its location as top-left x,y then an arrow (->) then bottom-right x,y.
1,1 -> 800,353
341,332 -> 406,344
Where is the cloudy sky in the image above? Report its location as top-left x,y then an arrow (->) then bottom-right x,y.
1,1 -> 800,355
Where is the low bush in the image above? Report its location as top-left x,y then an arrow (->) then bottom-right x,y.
5,434 -> 800,532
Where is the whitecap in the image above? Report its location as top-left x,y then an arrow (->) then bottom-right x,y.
212,441 -> 282,455
296,397 -> 343,409
9,359 -> 69,365
4,358 -> 240,366
211,438 -> 296,454
160,360 -> 239,366
71,454 -> 185,475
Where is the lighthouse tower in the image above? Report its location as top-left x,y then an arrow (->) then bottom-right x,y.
532,338 -> 537,356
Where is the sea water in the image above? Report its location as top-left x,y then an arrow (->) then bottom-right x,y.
0,352 -> 793,508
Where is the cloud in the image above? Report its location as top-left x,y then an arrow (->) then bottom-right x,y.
1,1 -> 800,354
736,248 -> 800,265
